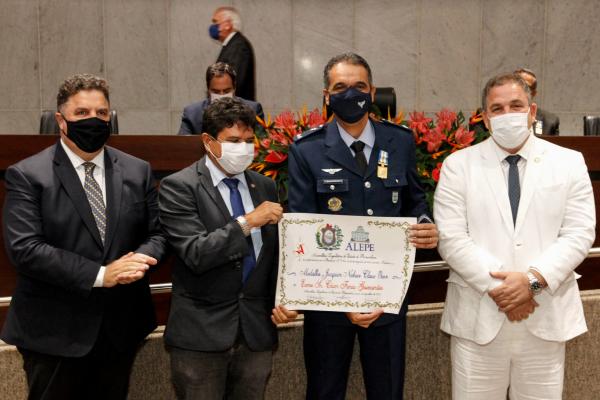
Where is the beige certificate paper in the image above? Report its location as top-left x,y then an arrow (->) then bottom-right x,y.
275,213 -> 416,314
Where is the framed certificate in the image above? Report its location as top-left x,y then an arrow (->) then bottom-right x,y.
275,213 -> 416,314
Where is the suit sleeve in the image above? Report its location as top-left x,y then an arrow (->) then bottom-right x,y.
133,164 -> 167,261
433,155 -> 503,294
288,143 -> 318,213
158,174 -> 249,274
402,135 -> 430,218
2,165 -> 99,297
531,152 -> 595,293
178,107 -> 193,135
231,44 -> 252,95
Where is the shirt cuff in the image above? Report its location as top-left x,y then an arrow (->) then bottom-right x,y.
93,266 -> 106,288
417,214 -> 433,224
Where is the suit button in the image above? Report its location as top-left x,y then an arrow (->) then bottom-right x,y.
234,261 -> 242,270
330,185 -> 335,190
364,181 -> 371,189
367,209 -> 373,216
239,293 -> 245,299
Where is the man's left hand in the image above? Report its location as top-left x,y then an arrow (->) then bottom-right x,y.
271,305 -> 299,325
488,271 -> 532,312
409,223 -> 438,249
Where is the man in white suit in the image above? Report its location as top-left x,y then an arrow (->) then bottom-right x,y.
434,73 -> 595,399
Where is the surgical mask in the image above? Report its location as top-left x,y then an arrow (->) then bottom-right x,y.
207,140 -> 255,175
489,111 -> 531,149
208,23 -> 220,40
210,92 -> 234,102
61,115 -> 111,153
328,87 -> 372,124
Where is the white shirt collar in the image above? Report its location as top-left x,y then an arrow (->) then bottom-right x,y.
222,31 -> 237,47
205,155 -> 248,190
60,139 -> 105,171
491,132 -> 534,164
337,120 -> 375,150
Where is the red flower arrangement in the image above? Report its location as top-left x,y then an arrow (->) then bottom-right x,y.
250,107 -> 328,201
399,108 -> 489,207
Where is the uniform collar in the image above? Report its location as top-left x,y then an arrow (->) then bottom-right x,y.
336,119 -> 375,150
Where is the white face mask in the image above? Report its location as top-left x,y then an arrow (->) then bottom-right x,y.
489,111 -> 531,150
208,141 -> 255,175
210,92 -> 234,102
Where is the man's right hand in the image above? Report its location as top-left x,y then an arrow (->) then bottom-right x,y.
506,298 -> 539,322
103,252 -> 156,287
245,201 -> 283,228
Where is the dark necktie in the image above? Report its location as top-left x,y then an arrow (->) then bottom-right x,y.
350,140 -> 368,176
506,155 -> 521,225
222,178 -> 256,283
83,162 -> 106,244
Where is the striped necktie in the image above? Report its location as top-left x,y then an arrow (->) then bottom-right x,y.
83,162 -> 106,244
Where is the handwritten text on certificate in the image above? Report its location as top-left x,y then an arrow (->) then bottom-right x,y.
275,213 -> 416,314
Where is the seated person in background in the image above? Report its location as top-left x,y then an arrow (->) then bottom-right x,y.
178,62 -> 264,135
515,67 -> 560,135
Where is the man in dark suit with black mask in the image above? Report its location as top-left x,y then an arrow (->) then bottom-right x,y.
1,73 -> 166,399
178,62 -> 263,135
210,6 -> 256,101
160,97 -> 297,400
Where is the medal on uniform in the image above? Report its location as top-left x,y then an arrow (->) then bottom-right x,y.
377,150 -> 388,179
327,197 -> 342,212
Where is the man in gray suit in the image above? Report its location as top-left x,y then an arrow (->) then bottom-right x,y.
515,67 -> 560,135
160,97 -> 296,400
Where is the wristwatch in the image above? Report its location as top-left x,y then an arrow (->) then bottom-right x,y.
235,216 -> 251,237
527,272 -> 543,295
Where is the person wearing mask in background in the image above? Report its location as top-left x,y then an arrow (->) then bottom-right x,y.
288,53 -> 438,400
515,67 -> 560,135
178,62 -> 263,135
1,73 -> 166,400
210,6 -> 256,101
434,73 -> 594,399
160,97 -> 297,400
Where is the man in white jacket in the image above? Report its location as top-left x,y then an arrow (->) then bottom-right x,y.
434,72 -> 595,399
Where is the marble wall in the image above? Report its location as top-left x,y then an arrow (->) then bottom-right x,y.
1,0 -> 599,135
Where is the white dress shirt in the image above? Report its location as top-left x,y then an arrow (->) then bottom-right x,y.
205,157 -> 263,258
222,31 -> 237,47
60,140 -> 107,287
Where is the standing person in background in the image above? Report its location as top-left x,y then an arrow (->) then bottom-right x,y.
1,73 -> 166,400
210,6 -> 256,101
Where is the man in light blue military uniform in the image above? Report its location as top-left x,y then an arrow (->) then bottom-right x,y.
288,53 -> 439,400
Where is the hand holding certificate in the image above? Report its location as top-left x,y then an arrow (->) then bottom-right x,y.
275,213 -> 416,314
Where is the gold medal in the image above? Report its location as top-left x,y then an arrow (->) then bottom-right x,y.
327,197 -> 343,212
377,150 -> 389,179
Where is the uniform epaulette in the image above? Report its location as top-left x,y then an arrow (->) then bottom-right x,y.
294,124 -> 326,142
380,118 -> 411,133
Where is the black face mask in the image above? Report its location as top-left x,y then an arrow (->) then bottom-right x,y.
328,87 -> 372,124
61,115 -> 111,153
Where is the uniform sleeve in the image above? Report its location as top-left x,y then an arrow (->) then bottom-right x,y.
288,143 -> 318,213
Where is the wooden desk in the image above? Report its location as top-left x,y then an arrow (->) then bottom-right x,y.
0,135 -> 599,326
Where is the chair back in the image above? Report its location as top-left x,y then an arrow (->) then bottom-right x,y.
39,110 -> 119,135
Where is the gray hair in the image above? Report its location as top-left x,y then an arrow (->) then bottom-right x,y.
216,6 -> 242,31
481,73 -> 531,110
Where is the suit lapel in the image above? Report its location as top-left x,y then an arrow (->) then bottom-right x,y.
515,137 -> 544,235
52,143 -> 104,249
480,139 -> 514,234
324,122 -> 363,177
103,148 -> 122,255
197,157 -> 230,220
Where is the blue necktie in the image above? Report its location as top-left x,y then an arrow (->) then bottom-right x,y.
222,178 -> 256,283
506,155 -> 521,225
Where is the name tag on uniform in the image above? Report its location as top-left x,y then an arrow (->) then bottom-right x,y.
377,150 -> 388,179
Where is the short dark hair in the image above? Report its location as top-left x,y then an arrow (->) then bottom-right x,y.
57,74 -> 109,111
202,97 -> 256,138
481,73 -> 531,110
206,62 -> 237,88
514,67 -> 537,92
323,52 -> 373,88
